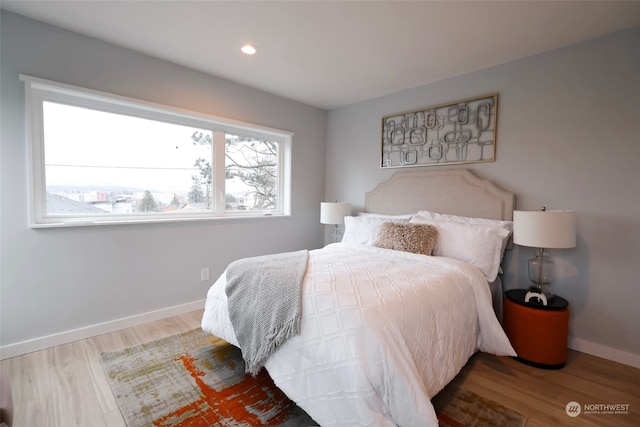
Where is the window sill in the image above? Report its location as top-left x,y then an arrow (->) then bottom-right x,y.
29,213 -> 291,228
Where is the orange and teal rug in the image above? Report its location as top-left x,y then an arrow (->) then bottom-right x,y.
101,328 -> 317,427
102,328 -> 526,427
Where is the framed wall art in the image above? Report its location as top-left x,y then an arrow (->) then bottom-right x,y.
381,93 -> 497,169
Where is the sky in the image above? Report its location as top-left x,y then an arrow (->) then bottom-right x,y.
43,102 -> 210,194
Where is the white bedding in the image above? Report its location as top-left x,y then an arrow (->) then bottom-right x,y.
201,243 -> 516,426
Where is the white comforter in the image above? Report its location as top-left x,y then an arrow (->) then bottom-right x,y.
201,243 -> 516,426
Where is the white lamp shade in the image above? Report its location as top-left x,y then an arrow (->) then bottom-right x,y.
513,210 -> 576,249
320,202 -> 351,225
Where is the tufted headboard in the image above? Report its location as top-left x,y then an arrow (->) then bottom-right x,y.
365,169 -> 515,221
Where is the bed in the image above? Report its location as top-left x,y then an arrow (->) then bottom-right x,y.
201,168 -> 517,426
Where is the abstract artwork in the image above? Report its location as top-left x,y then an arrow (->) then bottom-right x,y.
381,93 -> 497,169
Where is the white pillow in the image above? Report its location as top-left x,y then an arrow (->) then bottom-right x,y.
409,215 -> 511,281
358,212 -> 414,221
342,216 -> 407,245
417,210 -> 513,231
417,211 -> 513,274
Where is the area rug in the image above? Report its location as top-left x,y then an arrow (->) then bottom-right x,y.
433,385 -> 527,427
102,328 -> 526,427
100,328 -> 318,427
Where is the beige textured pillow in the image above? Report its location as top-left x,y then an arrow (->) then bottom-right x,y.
373,222 -> 438,256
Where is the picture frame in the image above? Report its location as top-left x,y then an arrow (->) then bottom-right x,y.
381,93 -> 498,169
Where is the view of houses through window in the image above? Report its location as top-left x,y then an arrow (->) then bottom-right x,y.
42,102 -> 280,218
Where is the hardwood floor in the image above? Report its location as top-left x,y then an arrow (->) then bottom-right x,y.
443,349 -> 640,426
1,310 -> 203,427
1,310 -> 638,426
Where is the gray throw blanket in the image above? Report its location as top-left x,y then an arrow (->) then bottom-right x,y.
225,249 -> 309,376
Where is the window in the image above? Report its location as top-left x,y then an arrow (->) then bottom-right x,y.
21,75 -> 292,227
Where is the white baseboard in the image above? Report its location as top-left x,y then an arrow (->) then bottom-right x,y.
568,337 -> 640,369
3,301 -> 638,370
0,299 -> 205,360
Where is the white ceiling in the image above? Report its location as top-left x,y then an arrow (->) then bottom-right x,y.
3,1 -> 640,110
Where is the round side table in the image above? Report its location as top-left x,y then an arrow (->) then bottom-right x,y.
503,289 -> 569,369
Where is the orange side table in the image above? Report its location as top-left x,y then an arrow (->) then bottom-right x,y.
503,289 -> 569,369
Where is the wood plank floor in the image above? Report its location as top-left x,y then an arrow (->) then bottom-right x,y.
1,309 -> 639,426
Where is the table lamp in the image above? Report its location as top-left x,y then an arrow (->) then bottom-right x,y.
513,207 -> 576,305
321,202 -> 351,243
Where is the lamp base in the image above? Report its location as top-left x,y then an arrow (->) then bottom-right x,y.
331,224 -> 340,243
527,248 -> 555,302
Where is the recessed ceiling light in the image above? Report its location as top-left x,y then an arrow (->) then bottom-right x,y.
241,44 -> 257,55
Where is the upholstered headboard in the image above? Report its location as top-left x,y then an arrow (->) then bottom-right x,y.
365,169 -> 515,221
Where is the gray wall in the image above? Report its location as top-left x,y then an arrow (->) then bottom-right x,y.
2,9 -> 639,366
326,27 -> 640,363
0,12 -> 326,348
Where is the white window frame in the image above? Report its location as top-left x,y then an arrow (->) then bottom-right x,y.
21,75 -> 292,228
